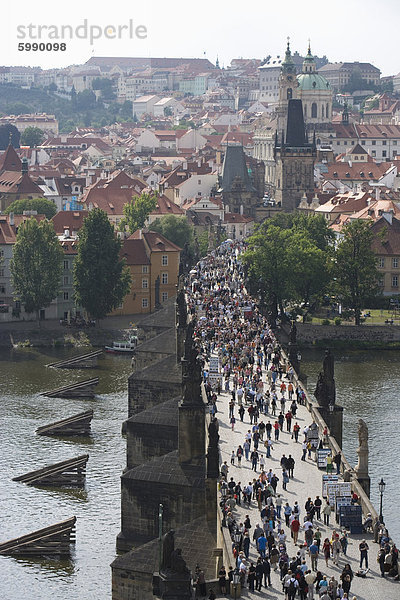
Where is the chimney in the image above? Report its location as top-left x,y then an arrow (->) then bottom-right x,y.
376,187 -> 380,200
139,229 -> 142,239
9,212 -> 14,226
64,228 -> 70,238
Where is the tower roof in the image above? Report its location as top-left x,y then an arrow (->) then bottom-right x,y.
286,99 -> 308,147
281,39 -> 297,75
220,144 -> 255,192
0,144 -> 22,172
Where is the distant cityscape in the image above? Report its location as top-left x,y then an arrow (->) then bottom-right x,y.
1,41 -> 400,323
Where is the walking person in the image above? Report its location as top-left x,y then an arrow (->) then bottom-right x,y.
309,540 -> 319,572
282,469 -> 289,490
322,501 -> 332,526
322,538 -> 331,567
359,539 -> 369,568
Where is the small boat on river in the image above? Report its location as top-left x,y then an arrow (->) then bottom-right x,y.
105,335 -> 138,354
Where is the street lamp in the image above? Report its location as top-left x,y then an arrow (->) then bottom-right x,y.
379,478 -> 386,524
233,566 -> 240,600
234,529 -> 242,549
221,486 -> 227,527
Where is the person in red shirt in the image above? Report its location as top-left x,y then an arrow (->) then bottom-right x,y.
285,411 -> 293,432
290,516 -> 300,545
273,420 -> 280,441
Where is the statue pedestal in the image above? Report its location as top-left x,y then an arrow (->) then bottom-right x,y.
317,404 -> 344,448
355,475 -> 371,498
154,571 -> 192,600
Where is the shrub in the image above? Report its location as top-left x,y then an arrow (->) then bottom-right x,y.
322,319 -> 331,326
334,317 -> 342,326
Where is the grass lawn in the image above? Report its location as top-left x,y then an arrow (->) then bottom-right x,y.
304,308 -> 400,326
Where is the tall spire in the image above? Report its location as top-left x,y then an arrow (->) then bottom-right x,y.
282,36 -> 296,75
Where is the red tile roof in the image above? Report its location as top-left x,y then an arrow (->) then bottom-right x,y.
150,194 -> 185,216
51,210 -> 89,235
120,238 -> 150,265
0,145 -> 22,172
130,229 -> 181,252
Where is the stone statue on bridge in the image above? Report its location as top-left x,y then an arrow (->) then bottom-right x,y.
314,349 -> 336,408
355,418 -> 369,478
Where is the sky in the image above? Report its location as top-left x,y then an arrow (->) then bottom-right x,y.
1,0 -> 399,76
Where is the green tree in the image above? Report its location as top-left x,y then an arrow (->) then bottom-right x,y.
74,209 -> 131,320
120,192 -> 158,234
334,220 -> 380,325
0,124 -> 20,150
4,197 -> 57,219
243,216 -> 333,322
91,78 -> 115,101
286,231 -> 331,320
10,218 -> 63,322
76,89 -> 97,110
243,224 -> 291,322
150,215 -> 194,249
20,126 -> 45,147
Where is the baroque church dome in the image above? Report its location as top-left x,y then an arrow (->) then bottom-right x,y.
297,45 -> 330,91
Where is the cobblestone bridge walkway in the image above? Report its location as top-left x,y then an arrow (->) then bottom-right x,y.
214,365 -> 399,600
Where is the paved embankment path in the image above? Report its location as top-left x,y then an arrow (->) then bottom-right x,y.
216,368 -> 399,600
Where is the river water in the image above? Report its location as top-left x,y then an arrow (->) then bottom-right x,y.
302,348 -> 400,545
0,346 -> 131,600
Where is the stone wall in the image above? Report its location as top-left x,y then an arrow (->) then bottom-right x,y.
112,567 -> 153,600
126,421 -> 177,469
295,323 -> 400,344
119,473 -> 205,549
128,358 -> 181,417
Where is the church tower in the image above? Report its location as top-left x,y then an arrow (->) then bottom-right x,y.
276,39 -> 299,133
274,98 -> 316,212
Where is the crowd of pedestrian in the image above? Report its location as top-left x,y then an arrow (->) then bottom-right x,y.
187,242 -> 398,598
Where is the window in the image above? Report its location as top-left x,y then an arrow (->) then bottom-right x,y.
344,141 -> 347,146
372,140 -> 376,145
64,276 -> 69,285
162,292 -> 168,301
142,278 -> 148,289
392,276 -> 398,288
372,151 -> 376,157
378,257 -> 385,268
383,141 -> 387,146
162,255 -> 168,266
392,258 -> 398,268
326,103 -> 329,119
0,249 -> 4,257
162,272 -> 168,284
63,292 -> 69,300
311,103 -> 317,118
382,151 -> 387,158
0,268 -> 4,277
64,260 -> 69,269
142,265 -> 148,274
142,298 -> 148,308
198,179 -> 201,185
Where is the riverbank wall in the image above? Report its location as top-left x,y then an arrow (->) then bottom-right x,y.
292,322 -> 400,348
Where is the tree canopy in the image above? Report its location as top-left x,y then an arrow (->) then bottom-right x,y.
334,219 -> 380,325
20,126 -> 45,147
10,218 -> 63,320
0,124 -> 20,150
150,215 -> 197,268
120,192 -> 158,234
4,197 -> 57,219
243,214 -> 333,322
73,209 -> 131,319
